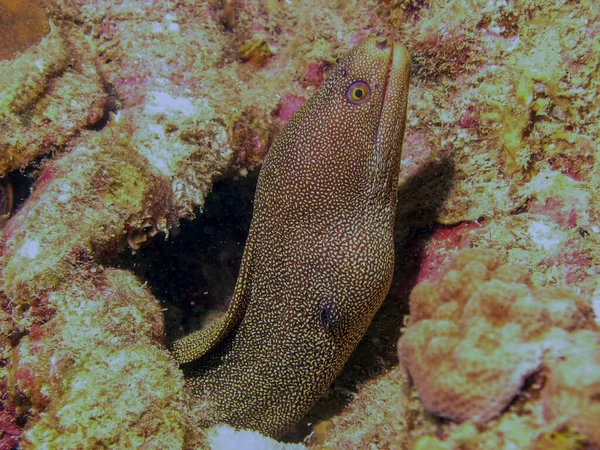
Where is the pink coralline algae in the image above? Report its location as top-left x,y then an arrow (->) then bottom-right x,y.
0,379 -> 22,450
302,61 -> 331,88
273,93 -> 306,123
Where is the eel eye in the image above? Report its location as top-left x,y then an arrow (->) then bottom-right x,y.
347,81 -> 370,104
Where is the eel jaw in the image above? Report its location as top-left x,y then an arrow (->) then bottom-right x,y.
376,40 -> 411,151
373,40 -> 411,193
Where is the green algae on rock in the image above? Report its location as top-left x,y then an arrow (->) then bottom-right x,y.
0,24 -> 107,175
0,138 -> 174,303
391,0 -> 600,224
9,270 -> 188,450
0,112 -> 191,447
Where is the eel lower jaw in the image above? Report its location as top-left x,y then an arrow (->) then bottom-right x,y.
370,41 -> 411,197
374,41 -> 411,158
379,41 -> 411,137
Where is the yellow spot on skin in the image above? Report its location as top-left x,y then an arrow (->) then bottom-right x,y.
171,37 -> 411,438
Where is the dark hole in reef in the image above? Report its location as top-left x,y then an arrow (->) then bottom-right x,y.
0,167 -> 37,229
114,171 -> 258,342
110,162 -> 412,444
10,167 -> 36,212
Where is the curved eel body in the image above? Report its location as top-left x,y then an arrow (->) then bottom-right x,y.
171,37 -> 411,438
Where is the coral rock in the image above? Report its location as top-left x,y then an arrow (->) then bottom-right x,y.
542,329 -> 600,447
398,248 -> 595,424
0,0 -> 50,61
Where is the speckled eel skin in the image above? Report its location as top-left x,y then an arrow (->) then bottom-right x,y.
171,36 -> 411,438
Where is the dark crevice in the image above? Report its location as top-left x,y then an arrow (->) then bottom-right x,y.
113,171 -> 258,341
10,168 -> 36,212
1,167 -> 37,224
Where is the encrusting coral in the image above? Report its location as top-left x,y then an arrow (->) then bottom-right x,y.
310,366 -> 437,449
391,0 -> 600,224
0,24 -> 107,174
0,134 -> 174,303
10,270 -> 188,449
312,249 -> 600,449
541,329 -> 600,448
0,124 -> 193,446
398,248 -> 600,447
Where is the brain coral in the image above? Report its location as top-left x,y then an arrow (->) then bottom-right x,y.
397,249 -> 595,424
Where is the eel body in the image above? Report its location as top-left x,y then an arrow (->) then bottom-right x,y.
171,36 -> 411,438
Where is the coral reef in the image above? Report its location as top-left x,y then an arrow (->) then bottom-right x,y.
393,0 -> 600,223
399,249 -> 600,448
1,0 -> 397,446
0,119 -> 200,447
0,25 -> 107,174
0,0 -> 599,447
541,329 -> 600,448
398,249 -> 595,422
311,250 -> 599,449
11,270 -> 187,449
310,367 -> 436,449
0,377 -> 21,449
1,134 -> 174,303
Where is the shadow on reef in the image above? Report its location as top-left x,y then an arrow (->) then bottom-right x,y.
113,156 -> 454,443
286,156 -> 455,442
114,172 -> 258,341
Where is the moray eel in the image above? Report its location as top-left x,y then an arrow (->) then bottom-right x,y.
171,36 -> 411,438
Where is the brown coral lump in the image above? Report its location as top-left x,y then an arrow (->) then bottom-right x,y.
0,0 -> 50,61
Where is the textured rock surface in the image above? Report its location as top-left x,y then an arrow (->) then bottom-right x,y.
0,26 -> 107,174
541,329 -> 600,449
398,249 -> 600,448
311,251 -> 599,449
9,270 -> 188,449
1,0 -> 599,447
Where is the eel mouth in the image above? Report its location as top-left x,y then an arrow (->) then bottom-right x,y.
375,40 -> 411,152
380,41 -> 395,115
370,39 -> 411,195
